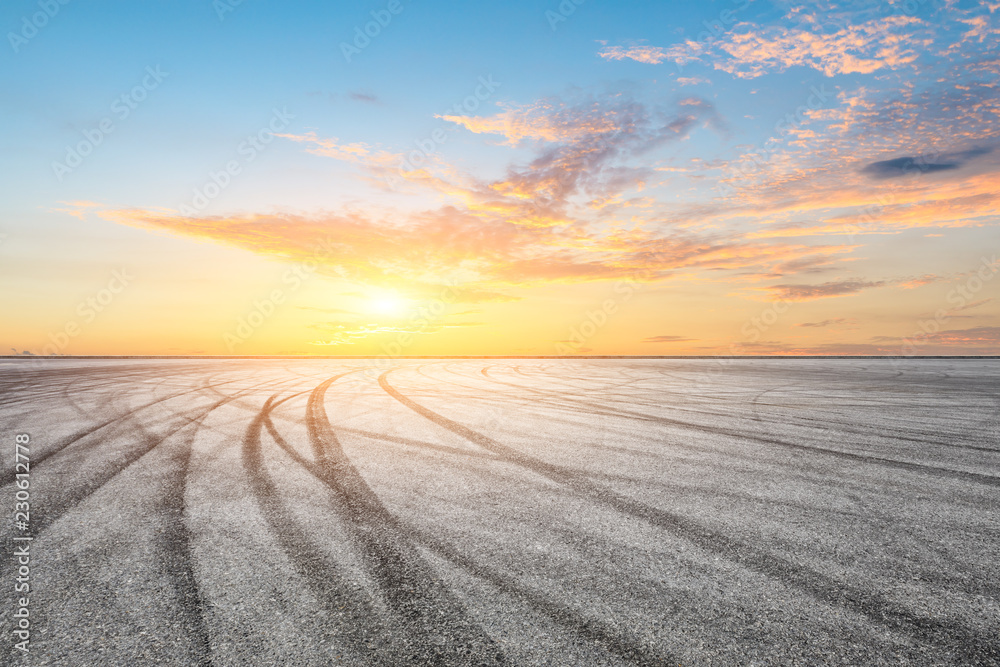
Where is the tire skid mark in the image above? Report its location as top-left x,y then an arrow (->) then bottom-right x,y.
434,366 -> 870,481
0,374 -> 249,489
336,427 -> 505,461
379,369 -> 1000,664
243,391 -> 387,664
297,372 -> 509,664
148,390 -> 226,667
1,368 -> 170,417
0,366 -> 159,409
548,371 -> 996,434
745,382 -> 1000,455
0,375 -> 290,664
57,368 -> 177,417
269,376 -> 676,666
479,367 -> 1000,488
1,361 -> 213,407
434,367 -> 950,487
406,527 -> 679,667
3,376 -> 288,545
442,366 -> 661,426
508,366 -> 977,434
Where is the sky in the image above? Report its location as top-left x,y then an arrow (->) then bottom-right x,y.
1,0 -> 998,356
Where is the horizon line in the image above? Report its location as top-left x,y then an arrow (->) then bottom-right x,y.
3,355 -> 999,360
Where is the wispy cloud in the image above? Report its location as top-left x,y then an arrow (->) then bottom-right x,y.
348,91 -> 381,104
898,274 -> 944,289
797,318 -> 857,328
599,15 -> 930,78
763,279 -> 886,301
597,45 -> 672,65
642,335 -> 694,343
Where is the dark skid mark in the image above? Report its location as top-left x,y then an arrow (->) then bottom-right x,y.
242,392 -> 384,664
0,374 -> 249,488
379,368 -> 1000,664
274,374 -> 676,666
480,366 -> 1000,488
301,373 -> 508,665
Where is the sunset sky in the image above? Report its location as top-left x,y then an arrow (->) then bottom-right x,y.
2,0 -> 998,356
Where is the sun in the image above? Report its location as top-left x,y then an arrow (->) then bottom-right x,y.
368,292 -> 407,316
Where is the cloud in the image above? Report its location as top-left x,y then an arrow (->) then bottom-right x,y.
93,200 -> 854,309
920,326 -> 1000,345
459,95 -> 724,213
796,318 -> 857,328
699,60 -> 1000,238
597,46 -> 672,65
58,79 -> 874,326
275,131 -> 401,168
861,156 -> 959,179
764,279 -> 886,301
599,15 -> 930,78
349,91 -> 381,104
861,147 -> 993,179
898,274 -> 944,289
950,297 -> 993,312
280,93 -> 727,232
713,17 -> 929,78
50,200 -> 104,219
872,326 -> 1000,352
642,335 -> 695,343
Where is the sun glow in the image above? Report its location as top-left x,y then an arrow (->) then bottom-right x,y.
367,292 -> 408,316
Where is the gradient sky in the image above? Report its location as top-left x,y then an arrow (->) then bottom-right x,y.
2,0 -> 998,356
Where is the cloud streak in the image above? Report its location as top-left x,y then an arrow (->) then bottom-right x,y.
763,279 -> 886,301
599,15 -> 930,78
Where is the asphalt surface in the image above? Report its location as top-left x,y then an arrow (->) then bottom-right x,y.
0,358 -> 998,666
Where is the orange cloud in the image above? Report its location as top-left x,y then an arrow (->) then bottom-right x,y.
276,131 -> 401,167
598,16 -> 930,78
899,274 -> 944,289
762,279 -> 887,301
597,45 -> 674,65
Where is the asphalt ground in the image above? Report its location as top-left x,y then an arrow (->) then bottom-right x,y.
0,358 -> 997,666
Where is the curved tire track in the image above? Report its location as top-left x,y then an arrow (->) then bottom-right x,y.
379,368 -> 1000,665
266,375 -> 677,666
245,373 -> 508,665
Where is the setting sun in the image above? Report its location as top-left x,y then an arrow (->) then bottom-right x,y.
368,293 -> 408,317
